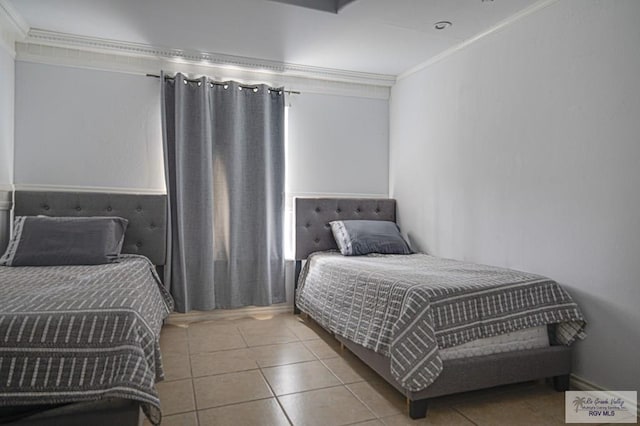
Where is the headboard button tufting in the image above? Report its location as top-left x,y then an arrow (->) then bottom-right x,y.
295,198 -> 396,260
14,191 -> 167,267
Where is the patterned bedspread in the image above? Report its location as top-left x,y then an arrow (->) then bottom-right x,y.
296,252 -> 586,392
0,255 -> 173,425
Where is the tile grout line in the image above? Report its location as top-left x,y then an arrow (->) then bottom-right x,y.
275,382 -> 352,398
161,316 -> 351,423
195,322 -> 253,417
186,325 -> 201,426
451,405 -> 480,426
290,321 -> 453,424
190,321 -> 296,423
311,328 -> 466,424
275,340 -> 379,422
191,323 -> 257,423
256,361 -> 295,425
257,325 -> 357,424
182,341 -> 327,379
196,396 -> 279,416
342,384 -> 389,421
163,317 -> 578,426
157,326 -> 199,424
164,315 -> 386,424
236,323 -> 251,348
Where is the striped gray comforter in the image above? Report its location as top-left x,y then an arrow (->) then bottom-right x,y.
0,255 -> 173,425
296,252 -> 586,392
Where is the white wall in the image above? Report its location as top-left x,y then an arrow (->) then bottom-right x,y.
13,61 -> 390,305
390,0 -> 640,390
14,62 -> 390,199
0,44 -> 14,189
0,44 -> 15,189
285,92 -> 389,302
287,92 -> 389,197
14,62 -> 165,192
0,41 -> 15,251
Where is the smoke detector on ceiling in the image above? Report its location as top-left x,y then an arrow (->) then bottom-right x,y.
434,21 -> 452,30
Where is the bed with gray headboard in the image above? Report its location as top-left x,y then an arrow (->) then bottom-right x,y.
0,191 -> 169,426
14,190 -> 167,268
293,197 -> 396,312
294,197 -> 576,419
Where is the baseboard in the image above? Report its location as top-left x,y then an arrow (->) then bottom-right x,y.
0,189 -> 12,211
166,304 -> 292,325
571,374 -> 609,392
570,374 -> 637,411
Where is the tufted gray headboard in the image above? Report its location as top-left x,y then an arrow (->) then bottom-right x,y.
14,191 -> 167,266
295,197 -> 396,261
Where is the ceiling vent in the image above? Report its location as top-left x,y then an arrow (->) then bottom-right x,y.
267,0 -> 357,13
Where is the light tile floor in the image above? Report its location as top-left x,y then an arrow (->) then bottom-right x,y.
148,313 -> 611,426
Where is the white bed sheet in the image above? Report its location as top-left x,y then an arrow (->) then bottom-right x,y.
439,326 -> 549,360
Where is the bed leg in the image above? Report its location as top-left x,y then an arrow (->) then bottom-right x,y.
293,260 -> 302,315
408,399 -> 428,419
553,374 -> 571,392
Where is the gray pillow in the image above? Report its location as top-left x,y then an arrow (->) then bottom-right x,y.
0,216 -> 128,266
329,220 -> 411,256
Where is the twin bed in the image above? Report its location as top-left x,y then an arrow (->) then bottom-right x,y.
0,191 -> 171,426
0,193 -> 585,424
294,198 -> 585,419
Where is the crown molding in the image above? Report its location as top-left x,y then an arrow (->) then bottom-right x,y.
26,29 -> 394,87
13,183 -> 166,195
398,0 -> 559,80
17,28 -> 394,98
16,41 -> 390,99
0,0 -> 28,38
0,0 -> 29,56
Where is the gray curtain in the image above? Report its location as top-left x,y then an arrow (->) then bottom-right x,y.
161,73 -> 285,312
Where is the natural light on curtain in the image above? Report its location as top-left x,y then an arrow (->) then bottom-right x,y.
283,105 -> 295,260
162,73 -> 286,312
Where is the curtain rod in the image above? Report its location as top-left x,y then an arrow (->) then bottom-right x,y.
146,74 -> 301,95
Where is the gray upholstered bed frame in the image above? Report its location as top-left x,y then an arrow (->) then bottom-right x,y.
3,190 -> 167,426
294,197 -> 572,419
293,197 -> 396,314
14,191 -> 166,266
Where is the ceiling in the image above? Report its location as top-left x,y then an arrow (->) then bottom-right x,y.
9,0 -> 540,76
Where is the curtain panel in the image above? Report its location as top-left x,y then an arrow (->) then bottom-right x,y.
162,73 -> 286,312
